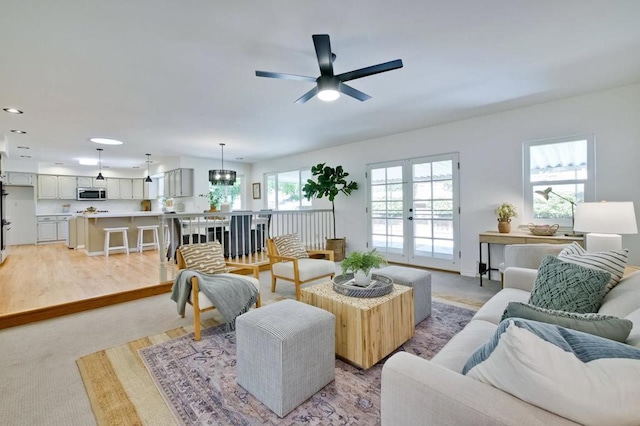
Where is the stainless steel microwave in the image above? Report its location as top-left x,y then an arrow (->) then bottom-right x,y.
77,187 -> 107,201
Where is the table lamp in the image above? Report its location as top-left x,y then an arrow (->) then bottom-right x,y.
573,201 -> 638,252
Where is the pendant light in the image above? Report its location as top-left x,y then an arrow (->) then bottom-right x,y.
208,143 -> 236,185
96,148 -> 105,180
145,154 -> 152,182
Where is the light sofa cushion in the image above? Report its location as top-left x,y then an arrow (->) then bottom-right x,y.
558,242 -> 628,293
463,318 -> 640,426
179,241 -> 228,274
271,258 -> 335,281
273,234 -> 309,259
625,307 -> 640,348
529,255 -> 610,313
599,271 -> 640,319
472,288 -> 530,324
431,319 -> 497,373
502,302 -> 632,342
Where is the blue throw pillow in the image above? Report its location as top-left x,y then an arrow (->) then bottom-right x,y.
529,255 -> 610,313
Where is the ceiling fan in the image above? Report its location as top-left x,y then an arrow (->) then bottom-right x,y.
255,34 -> 403,104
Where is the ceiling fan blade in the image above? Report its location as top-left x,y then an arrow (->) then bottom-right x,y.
294,87 -> 319,104
339,83 -> 372,102
312,34 -> 334,76
255,70 -> 316,82
336,59 -> 403,82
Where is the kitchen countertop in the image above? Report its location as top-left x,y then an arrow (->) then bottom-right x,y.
77,211 -> 163,218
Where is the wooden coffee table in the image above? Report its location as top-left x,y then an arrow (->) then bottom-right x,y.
300,282 -> 414,369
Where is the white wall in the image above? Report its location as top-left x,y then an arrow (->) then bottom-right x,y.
251,83 -> 640,275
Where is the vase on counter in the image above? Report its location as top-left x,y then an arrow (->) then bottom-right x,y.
497,219 -> 511,233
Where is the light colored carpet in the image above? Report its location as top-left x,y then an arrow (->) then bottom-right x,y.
0,268 -> 499,425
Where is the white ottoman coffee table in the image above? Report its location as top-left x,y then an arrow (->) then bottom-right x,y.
235,299 -> 335,418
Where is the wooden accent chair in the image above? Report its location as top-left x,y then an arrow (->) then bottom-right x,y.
266,238 -> 335,300
176,248 -> 261,341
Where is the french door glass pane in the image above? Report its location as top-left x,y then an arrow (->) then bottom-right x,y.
371,166 -> 404,254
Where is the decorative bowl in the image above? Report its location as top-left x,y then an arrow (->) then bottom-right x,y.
528,223 -> 559,236
333,273 -> 393,298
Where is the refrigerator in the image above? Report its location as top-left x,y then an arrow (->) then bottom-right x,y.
1,181 -> 8,264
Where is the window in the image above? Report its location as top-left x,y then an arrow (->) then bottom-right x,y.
209,175 -> 244,210
523,135 -> 595,227
266,169 -> 312,210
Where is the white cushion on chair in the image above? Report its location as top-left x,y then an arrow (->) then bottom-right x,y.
272,259 -> 335,282
197,273 -> 260,310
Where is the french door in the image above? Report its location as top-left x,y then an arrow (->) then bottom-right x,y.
368,153 -> 460,271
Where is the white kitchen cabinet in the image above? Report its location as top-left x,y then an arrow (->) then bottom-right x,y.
57,176 -> 77,199
7,172 -> 35,185
38,175 -> 59,199
119,179 -> 133,200
37,215 -> 70,242
106,178 -> 121,199
93,177 -> 107,188
77,176 -> 93,188
163,168 -> 193,198
143,180 -> 157,200
56,217 -> 69,241
132,179 -> 144,199
37,217 -> 58,241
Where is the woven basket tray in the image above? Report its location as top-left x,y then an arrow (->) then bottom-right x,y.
332,273 -> 393,298
528,223 -> 559,236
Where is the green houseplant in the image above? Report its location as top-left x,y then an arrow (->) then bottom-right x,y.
341,249 -> 388,286
495,202 -> 517,233
302,163 -> 358,261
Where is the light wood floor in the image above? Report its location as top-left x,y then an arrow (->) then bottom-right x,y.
0,243 -> 269,329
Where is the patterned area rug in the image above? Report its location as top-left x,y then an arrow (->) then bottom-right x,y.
78,302 -> 474,425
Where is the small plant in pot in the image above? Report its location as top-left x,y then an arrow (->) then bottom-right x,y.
495,202 -> 517,233
341,249 -> 388,286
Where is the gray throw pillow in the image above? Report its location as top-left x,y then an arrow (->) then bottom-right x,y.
529,255 -> 610,313
501,302 -> 633,342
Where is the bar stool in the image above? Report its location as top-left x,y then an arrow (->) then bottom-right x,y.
136,225 -> 160,253
103,227 -> 130,257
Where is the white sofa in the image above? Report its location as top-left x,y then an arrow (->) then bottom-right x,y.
381,267 -> 640,426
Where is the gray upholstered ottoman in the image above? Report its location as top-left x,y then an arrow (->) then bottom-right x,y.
235,299 -> 335,417
376,266 -> 432,325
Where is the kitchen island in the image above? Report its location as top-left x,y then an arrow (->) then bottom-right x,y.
80,212 -> 166,256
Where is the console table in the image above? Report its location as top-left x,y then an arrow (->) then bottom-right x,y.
478,231 -> 583,285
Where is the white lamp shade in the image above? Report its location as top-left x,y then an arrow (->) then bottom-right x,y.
574,202 -> 638,234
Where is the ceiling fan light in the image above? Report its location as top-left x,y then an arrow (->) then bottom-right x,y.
318,89 -> 340,102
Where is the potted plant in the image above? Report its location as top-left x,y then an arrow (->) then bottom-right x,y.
302,163 -> 358,261
199,191 -> 222,212
341,249 -> 388,286
495,202 -> 517,233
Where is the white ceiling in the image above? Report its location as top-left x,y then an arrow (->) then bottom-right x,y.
2,1 -> 640,171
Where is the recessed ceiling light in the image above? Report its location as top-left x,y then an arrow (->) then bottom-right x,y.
55,162 -> 64,165
3,108 -> 23,114
103,166 -> 110,169
17,146 -> 30,149
79,158 -> 98,166
11,130 -> 27,134
133,166 -> 140,169
90,138 -> 123,145
20,155 -> 31,158
236,157 -> 244,160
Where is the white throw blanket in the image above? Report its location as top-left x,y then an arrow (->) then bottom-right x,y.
171,270 -> 258,330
